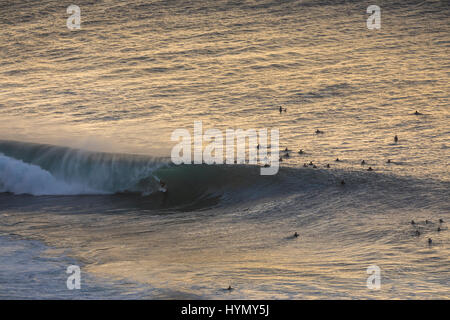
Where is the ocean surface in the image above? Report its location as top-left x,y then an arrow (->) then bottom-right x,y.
0,0 -> 449,299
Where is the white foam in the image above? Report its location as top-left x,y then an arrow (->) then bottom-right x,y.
0,153 -> 103,195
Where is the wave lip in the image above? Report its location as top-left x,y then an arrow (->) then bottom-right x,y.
0,140 -> 166,196
0,153 -> 103,196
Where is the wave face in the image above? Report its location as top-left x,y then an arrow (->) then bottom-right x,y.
0,140 -> 333,205
0,140 -> 165,196
0,153 -> 101,195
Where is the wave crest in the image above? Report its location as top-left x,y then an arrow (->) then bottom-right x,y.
0,153 -> 101,195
